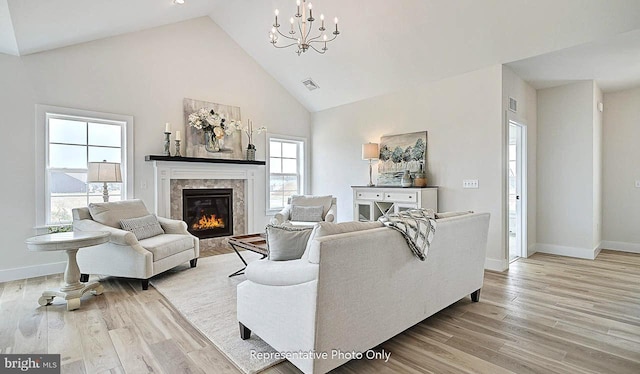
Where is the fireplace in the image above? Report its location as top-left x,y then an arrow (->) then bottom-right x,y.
182,188 -> 233,239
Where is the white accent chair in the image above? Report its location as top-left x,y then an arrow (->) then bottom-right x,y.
270,195 -> 337,227
72,199 -> 199,290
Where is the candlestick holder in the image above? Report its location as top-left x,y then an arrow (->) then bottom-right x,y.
174,139 -> 182,157
163,132 -> 171,156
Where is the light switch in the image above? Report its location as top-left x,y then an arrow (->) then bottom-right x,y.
463,179 -> 479,189
636,180 -> 640,188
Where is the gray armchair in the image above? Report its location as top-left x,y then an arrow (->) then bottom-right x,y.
271,195 -> 337,227
72,199 -> 199,290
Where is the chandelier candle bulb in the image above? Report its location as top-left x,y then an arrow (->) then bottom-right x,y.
308,3 -> 313,21
274,9 -> 279,27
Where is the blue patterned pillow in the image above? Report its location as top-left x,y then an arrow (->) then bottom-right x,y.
120,214 -> 165,240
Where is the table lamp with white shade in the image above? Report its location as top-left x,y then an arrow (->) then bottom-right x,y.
87,160 -> 122,202
362,143 -> 379,187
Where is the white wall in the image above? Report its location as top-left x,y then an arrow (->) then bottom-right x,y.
0,17 -> 311,279
0,53 -> 68,277
602,87 -> 640,253
502,66 -> 537,256
311,65 -> 507,271
536,81 -> 600,258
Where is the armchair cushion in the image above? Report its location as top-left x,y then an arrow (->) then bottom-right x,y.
88,199 -> 150,228
290,195 -> 333,217
138,234 -> 195,261
290,205 -> 324,222
120,214 -> 165,240
266,224 -> 314,261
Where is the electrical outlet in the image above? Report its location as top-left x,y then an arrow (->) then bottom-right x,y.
636,180 -> 640,188
463,179 -> 479,189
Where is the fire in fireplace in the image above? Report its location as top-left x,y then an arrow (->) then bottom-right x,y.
182,188 -> 233,239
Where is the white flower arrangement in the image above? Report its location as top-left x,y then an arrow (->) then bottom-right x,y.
237,119 -> 266,148
187,108 -> 238,139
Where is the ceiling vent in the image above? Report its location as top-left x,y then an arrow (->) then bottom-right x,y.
509,97 -> 517,112
302,78 -> 320,91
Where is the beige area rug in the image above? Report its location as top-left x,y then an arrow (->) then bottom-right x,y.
150,252 -> 284,374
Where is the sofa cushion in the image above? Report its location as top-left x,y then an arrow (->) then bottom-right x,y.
88,199 -> 150,228
302,220 -> 384,259
435,211 -> 474,219
120,214 -> 165,240
266,225 -> 314,261
314,220 -> 384,238
138,234 -> 194,261
290,205 -> 324,222
290,195 -> 333,217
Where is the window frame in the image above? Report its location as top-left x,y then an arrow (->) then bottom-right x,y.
266,133 -> 308,214
35,105 -> 134,228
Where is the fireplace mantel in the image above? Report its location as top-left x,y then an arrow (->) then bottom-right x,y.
145,155 -> 266,165
147,159 -> 260,233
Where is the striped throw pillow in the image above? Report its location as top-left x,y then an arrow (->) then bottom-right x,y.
120,214 -> 165,240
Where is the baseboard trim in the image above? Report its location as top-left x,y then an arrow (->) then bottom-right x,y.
601,241 -> 640,254
485,257 -> 508,272
534,243 -> 598,260
527,244 -> 537,257
0,261 -> 66,283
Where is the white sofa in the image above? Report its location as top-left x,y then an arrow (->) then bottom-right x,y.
237,212 -> 490,374
72,200 -> 199,290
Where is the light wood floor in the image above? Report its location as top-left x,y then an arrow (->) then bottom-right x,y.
1,249 -> 639,374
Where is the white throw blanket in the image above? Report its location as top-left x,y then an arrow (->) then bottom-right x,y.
378,208 -> 437,261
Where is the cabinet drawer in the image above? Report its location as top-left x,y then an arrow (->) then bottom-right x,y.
355,191 -> 383,200
384,191 -> 418,203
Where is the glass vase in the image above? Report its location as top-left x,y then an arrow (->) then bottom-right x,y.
246,145 -> 256,161
204,130 -> 220,152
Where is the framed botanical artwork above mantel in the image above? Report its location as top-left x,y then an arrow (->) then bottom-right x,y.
377,131 -> 427,186
183,98 -> 243,160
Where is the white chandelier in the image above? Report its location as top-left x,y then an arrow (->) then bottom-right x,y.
269,0 -> 340,55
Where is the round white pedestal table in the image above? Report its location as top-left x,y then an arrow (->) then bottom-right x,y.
25,231 -> 110,311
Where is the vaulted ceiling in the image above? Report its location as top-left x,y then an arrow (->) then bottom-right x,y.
3,0 -> 640,112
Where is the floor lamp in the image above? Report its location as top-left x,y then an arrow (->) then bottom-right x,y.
362,143 -> 379,187
87,160 -> 122,202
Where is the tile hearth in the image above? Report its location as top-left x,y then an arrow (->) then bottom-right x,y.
171,179 -> 246,251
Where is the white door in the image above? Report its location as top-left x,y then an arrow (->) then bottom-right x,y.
508,122 -> 526,261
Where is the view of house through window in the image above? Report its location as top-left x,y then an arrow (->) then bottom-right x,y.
269,137 -> 305,210
47,115 -> 126,224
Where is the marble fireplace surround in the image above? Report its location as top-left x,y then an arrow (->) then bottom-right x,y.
149,161 -> 258,241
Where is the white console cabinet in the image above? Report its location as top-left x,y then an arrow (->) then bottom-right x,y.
352,186 -> 438,222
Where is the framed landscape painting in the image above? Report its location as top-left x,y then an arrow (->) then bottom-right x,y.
377,131 -> 427,186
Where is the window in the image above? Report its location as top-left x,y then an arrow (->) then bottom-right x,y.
36,106 -> 133,227
268,136 -> 306,211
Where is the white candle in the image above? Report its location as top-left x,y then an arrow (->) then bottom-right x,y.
175,130 -> 181,141
165,123 -> 171,133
